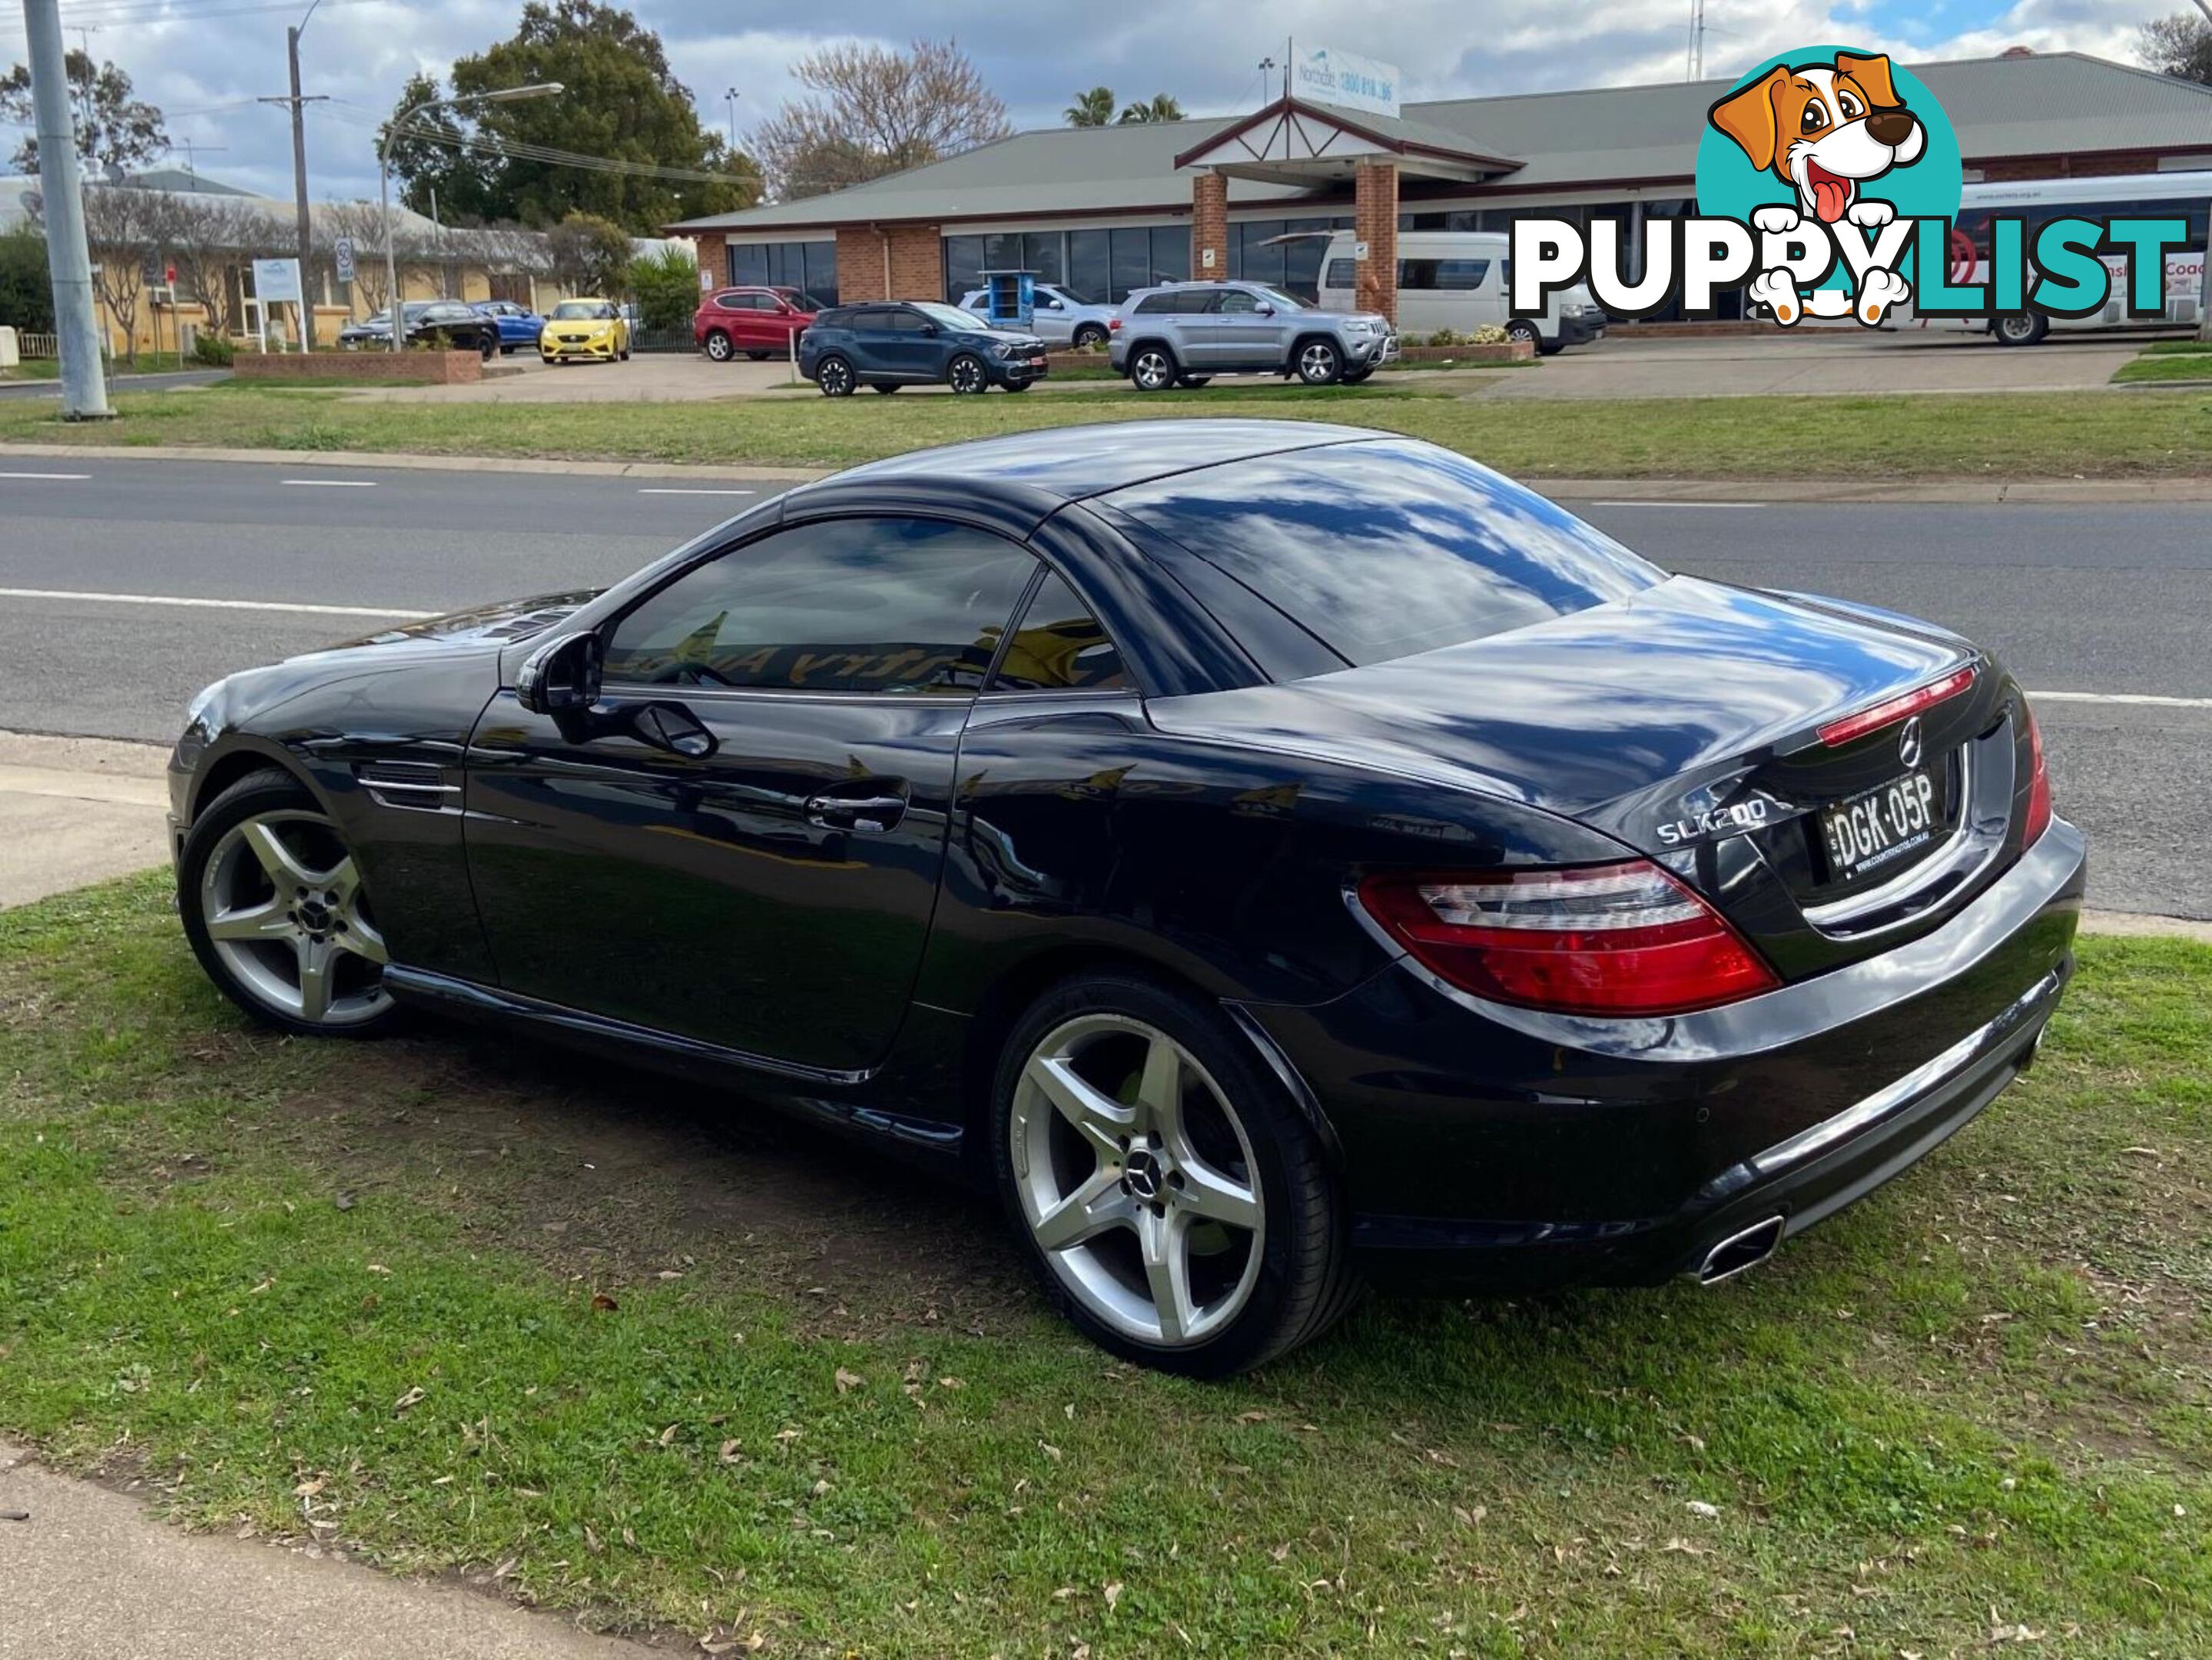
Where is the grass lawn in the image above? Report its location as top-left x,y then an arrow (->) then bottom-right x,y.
2,875 -> 2208,1656
1,380 -> 2207,480
2114,340 -> 2212,384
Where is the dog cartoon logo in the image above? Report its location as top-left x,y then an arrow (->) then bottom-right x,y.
1696,47 -> 1962,327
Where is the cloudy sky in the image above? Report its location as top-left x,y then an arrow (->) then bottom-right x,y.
0,0 -> 2184,205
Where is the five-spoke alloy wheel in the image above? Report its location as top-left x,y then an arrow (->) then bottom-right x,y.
181,769 -> 396,1036
994,974 -> 1358,1375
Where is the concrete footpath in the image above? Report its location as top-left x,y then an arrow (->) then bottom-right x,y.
0,732 -> 170,907
0,1443 -> 657,1659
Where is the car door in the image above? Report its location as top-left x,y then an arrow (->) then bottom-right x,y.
729,292 -> 774,350
876,308 -> 943,379
1146,290 -> 1219,366
1028,287 -> 1073,346
463,513 -> 1042,1072
837,307 -> 900,377
1209,287 -> 1285,369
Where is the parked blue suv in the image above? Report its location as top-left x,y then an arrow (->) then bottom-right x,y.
798,301 -> 1049,396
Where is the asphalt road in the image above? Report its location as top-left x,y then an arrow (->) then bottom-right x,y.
0,369 -> 230,401
2,456 -> 2204,918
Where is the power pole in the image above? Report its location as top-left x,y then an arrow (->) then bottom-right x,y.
258,2 -> 327,350
22,0 -> 109,417
2196,0 -> 2212,340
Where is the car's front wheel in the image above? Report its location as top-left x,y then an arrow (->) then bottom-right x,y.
1505,318 -> 1541,351
947,353 -> 990,394
179,769 -> 396,1038
1295,339 -> 1344,385
704,329 -> 734,362
1994,312 -> 2048,347
993,973 -> 1358,1376
1073,323 -> 1109,350
816,354 -> 855,397
1128,345 -> 1178,391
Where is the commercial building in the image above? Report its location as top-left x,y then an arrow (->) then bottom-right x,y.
668,51 -> 2212,322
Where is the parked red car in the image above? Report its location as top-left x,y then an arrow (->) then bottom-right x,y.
694,285 -> 824,362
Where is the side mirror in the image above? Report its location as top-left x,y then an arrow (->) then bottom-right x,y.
516,631 -> 602,715
919,322 -> 939,337
1255,303 -> 1275,317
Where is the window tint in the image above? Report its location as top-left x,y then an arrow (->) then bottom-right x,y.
1108,439 -> 1662,669
1322,257 -> 1356,289
1133,290 -> 1212,315
603,519 -> 1037,696
990,572 -> 1131,692
1400,257 -> 1491,290
882,310 -> 933,333
1216,289 -> 1261,314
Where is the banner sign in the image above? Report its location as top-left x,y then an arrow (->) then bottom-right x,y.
1292,43 -> 1400,119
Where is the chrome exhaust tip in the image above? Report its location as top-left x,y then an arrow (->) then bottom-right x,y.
1696,1215 -> 1786,1285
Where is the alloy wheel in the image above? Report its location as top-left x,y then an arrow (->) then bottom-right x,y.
197,808 -> 388,1027
948,354 -> 987,393
1131,348 -> 1175,390
1010,1013 -> 1265,1348
818,356 -> 854,396
1507,319 -> 1539,347
1297,341 -> 1341,384
705,330 -> 733,361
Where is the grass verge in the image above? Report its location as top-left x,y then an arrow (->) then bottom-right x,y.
2114,340 -> 2212,384
1,381 -> 2207,479
2,875 -> 2209,1656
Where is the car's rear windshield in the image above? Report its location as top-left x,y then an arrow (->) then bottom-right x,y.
1105,438 -> 1662,670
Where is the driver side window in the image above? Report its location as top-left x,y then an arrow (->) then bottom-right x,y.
602,517 -> 1036,697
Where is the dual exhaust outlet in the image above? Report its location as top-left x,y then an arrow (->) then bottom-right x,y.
1693,1214 -> 1786,1285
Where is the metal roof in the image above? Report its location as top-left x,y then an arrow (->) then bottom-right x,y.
671,51 -> 2212,234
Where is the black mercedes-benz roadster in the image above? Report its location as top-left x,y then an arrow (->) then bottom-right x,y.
170,420 -> 2084,1376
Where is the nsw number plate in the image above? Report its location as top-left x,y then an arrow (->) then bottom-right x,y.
1819,767 -> 1945,883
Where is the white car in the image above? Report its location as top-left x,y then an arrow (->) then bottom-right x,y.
1316,230 -> 1605,354
958,283 -> 1116,350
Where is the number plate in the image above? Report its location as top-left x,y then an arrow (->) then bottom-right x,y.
1818,766 -> 1947,884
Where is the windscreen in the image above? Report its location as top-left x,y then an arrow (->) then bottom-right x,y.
1106,438 -> 1663,670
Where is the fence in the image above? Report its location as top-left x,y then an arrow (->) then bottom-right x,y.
15,331 -> 59,360
627,324 -> 695,354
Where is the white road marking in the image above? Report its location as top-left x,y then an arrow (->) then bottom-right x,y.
0,587 -> 436,619
2028,690 -> 2212,710
280,477 -> 379,488
0,470 -> 91,480
635,486 -> 756,496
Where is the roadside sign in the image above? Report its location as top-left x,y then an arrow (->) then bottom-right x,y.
253,257 -> 303,305
141,250 -> 162,287
1355,240 -> 1370,261
333,237 -> 357,284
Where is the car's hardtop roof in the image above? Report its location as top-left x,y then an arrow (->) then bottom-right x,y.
801,420 -> 1383,519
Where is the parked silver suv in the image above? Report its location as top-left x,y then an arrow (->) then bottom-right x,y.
1108,281 -> 1398,390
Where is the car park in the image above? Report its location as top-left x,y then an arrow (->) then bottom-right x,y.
1108,281 -> 1397,390
1314,230 -> 1605,354
473,300 -> 545,354
168,418 -> 2081,1377
334,300 -> 499,358
695,285 -> 823,361
539,298 -> 632,364
798,300 -> 1048,395
957,282 -> 1115,350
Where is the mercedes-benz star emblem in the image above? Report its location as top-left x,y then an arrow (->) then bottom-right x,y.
1898,716 -> 1925,769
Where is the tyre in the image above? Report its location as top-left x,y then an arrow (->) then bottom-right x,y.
478,337 -> 496,361
868,383 -> 901,394
1073,323 -> 1109,350
1505,318 -> 1541,351
1294,338 -> 1344,385
178,769 -> 396,1039
745,350 -> 771,362
816,354 -> 856,397
618,344 -> 632,362
947,353 -> 990,394
1002,380 -> 1032,393
1128,344 -> 1179,392
1341,367 -> 1374,385
993,972 -> 1358,1377
1994,312 -> 2048,347
1175,375 -> 1212,389
704,329 -> 734,362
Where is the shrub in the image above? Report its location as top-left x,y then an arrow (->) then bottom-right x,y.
1424,327 -> 1464,347
1468,324 -> 1509,345
628,245 -> 700,332
0,228 -> 55,334
191,332 -> 234,367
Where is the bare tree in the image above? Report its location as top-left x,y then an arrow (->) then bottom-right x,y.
77,186 -> 185,367
169,195 -> 282,340
753,38 -> 1011,200
2138,11 -> 2212,84
320,201 -> 429,317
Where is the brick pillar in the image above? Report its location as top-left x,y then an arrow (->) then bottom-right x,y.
1353,161 -> 1399,323
835,226 -> 888,302
1192,171 -> 1229,279
691,232 -> 727,293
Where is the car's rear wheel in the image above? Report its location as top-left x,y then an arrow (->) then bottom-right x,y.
947,353 -> 989,394
816,354 -> 855,397
993,973 -> 1358,1376
1129,345 -> 1178,391
1073,323 -> 1109,350
1505,318 -> 1541,351
1994,312 -> 2048,347
1295,339 -> 1344,385
745,350 -> 771,362
179,769 -> 396,1039
704,329 -> 734,362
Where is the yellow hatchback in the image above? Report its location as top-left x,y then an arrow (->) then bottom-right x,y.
539,298 -> 631,364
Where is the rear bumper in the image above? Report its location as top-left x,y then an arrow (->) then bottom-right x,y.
1238,819 -> 2086,1290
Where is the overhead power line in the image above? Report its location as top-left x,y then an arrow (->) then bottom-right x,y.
319,101 -> 751,188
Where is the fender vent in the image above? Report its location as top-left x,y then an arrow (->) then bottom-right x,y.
355,760 -> 459,812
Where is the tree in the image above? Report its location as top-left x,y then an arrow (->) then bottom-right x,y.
752,38 -> 1012,201
0,50 -> 168,177
2138,11 -> 2212,84
167,196 -> 284,340
384,2 -> 759,234
1065,87 -> 1116,128
0,228 -> 53,334
1117,94 -> 1185,124
628,243 -> 696,329
319,201 -> 429,318
71,186 -> 186,367
545,211 -> 632,297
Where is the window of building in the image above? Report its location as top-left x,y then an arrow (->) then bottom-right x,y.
990,571 -> 1130,692
602,518 -> 1038,697
726,241 -> 837,307
1067,230 -> 1109,304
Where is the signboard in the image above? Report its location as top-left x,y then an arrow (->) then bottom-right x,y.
141,250 -> 163,287
251,257 -> 303,305
699,267 -> 714,292
333,237 -> 357,285
1292,42 -> 1400,119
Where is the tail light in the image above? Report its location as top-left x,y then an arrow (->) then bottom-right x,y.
1107,315 -> 1123,331
1818,664 -> 1977,749
1358,860 -> 1779,1018
2020,699 -> 2051,846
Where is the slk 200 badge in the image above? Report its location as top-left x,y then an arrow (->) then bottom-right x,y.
1656,797 -> 1774,847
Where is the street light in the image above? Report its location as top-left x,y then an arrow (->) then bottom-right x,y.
724,88 -> 739,151
379,81 -> 562,351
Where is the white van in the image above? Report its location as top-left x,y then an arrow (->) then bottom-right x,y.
1316,230 -> 1605,354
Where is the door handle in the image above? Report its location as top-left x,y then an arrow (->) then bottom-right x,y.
804,789 -> 908,833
